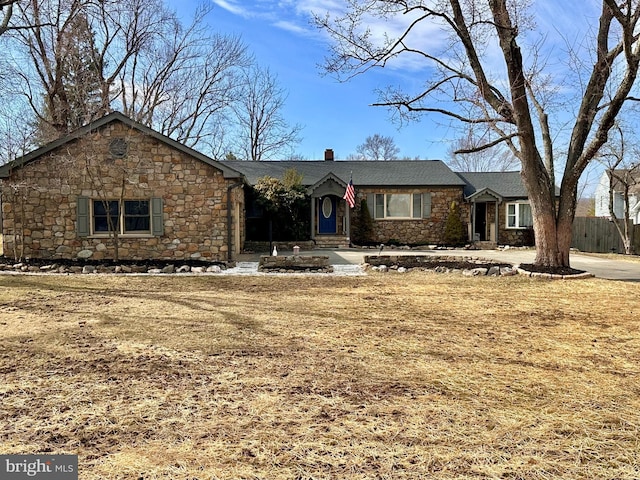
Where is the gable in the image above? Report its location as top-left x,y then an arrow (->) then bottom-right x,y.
0,112 -> 243,180
306,173 -> 348,196
457,171 -> 528,199
604,168 -> 640,195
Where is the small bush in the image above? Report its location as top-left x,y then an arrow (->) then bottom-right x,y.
443,201 -> 467,246
352,199 -> 375,245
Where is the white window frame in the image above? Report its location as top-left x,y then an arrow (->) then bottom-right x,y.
506,201 -> 533,229
91,199 -> 152,236
372,193 -> 425,219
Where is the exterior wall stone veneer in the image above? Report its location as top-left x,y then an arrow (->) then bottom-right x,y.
1,121 -> 243,261
352,187 -> 469,245
499,224 -> 534,246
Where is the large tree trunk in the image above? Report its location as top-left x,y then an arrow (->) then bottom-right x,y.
524,174 -> 575,268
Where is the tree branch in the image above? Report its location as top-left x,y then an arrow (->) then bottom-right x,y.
453,133 -> 519,154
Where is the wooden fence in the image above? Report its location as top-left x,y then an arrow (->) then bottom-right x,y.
572,217 -> 640,253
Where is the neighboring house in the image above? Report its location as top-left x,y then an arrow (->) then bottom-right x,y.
0,112 -> 538,262
594,168 -> 640,224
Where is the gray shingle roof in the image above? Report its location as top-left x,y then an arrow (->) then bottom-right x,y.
456,171 -> 528,198
226,160 -> 467,187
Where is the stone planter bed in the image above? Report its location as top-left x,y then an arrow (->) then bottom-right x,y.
363,254 -> 593,279
258,255 -> 333,273
364,254 -> 515,277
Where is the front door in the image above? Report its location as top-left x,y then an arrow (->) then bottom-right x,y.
474,203 -> 487,241
318,196 -> 337,234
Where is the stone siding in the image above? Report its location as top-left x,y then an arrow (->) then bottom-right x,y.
1,121 -> 243,261
499,226 -> 534,246
353,187 -> 469,245
258,255 -> 332,272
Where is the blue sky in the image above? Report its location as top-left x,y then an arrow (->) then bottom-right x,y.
166,0 -> 456,161
163,0 -> 612,197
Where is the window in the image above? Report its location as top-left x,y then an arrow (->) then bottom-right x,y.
367,193 -> 431,219
77,197 -> 163,238
93,199 -> 151,235
506,202 -> 533,229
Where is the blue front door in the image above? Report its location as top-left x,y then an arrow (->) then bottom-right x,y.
318,196 -> 337,234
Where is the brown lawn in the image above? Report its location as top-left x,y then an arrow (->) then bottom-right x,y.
0,272 -> 639,479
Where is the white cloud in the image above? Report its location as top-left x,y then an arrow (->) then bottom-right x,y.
211,0 -> 250,17
272,20 -> 312,36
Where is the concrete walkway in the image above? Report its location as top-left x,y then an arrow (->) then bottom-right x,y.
237,248 -> 640,281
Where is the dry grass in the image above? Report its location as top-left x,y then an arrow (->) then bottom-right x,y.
1,272 -> 639,479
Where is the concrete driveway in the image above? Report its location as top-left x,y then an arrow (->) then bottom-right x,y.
239,248 -> 640,281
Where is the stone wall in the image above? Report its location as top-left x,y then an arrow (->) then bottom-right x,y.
258,255 -> 332,273
1,121 -> 243,261
352,187 -> 469,245
499,226 -> 534,246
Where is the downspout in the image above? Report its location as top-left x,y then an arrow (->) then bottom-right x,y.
227,180 -> 244,263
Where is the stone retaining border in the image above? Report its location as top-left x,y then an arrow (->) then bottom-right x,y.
515,266 -> 595,280
0,262 -> 228,275
363,255 -> 595,279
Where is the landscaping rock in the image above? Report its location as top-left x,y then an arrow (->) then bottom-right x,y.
487,266 -> 501,276
500,267 -> 517,276
463,268 -> 488,276
77,250 -> 93,259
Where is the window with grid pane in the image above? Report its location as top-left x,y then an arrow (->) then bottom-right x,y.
92,199 -> 151,234
506,202 -> 533,229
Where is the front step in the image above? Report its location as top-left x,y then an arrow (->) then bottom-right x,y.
314,235 -> 350,249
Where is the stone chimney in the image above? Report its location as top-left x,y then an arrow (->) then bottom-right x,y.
324,149 -> 334,161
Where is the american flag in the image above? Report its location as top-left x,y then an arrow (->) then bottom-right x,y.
343,177 -> 355,208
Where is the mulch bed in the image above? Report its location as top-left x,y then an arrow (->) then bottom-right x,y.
519,263 -> 586,276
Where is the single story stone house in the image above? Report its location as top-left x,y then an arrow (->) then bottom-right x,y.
228,152 -> 535,248
0,112 -> 535,261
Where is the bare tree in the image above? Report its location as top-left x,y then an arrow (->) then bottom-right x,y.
232,65 -> 302,161
447,131 -> 518,172
599,125 -> 639,254
355,133 -> 400,160
0,0 -> 19,36
5,0 -> 250,151
315,1 -> 640,268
